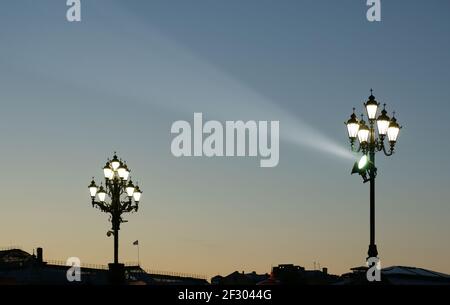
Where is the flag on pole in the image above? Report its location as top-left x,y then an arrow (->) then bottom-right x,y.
133,240 -> 140,266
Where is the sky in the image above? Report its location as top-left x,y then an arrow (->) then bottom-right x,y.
0,0 -> 450,278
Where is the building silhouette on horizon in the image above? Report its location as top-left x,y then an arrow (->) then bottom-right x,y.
211,264 -> 338,285
1,247 -> 450,285
0,247 -> 207,285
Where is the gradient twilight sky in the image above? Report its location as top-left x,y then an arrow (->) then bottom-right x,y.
1,0 -> 450,277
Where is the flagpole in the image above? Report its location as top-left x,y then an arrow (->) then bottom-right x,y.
137,243 -> 140,266
133,240 -> 140,266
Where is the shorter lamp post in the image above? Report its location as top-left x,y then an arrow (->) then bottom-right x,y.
345,90 -> 401,261
88,153 -> 143,284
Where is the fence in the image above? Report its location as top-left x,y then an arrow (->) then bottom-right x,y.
0,246 -> 23,251
46,260 -> 109,270
45,259 -> 208,280
142,268 -> 207,280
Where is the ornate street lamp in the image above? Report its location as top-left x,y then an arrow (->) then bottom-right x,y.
345,89 -> 402,261
88,153 -> 143,283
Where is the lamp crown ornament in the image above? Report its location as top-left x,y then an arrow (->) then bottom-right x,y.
348,108 -> 358,122
360,114 -> 366,124
378,104 -> 389,117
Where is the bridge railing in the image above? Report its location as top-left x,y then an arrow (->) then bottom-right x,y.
45,259 -> 208,280
0,246 -> 23,251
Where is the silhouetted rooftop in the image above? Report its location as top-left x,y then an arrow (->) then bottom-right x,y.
340,265 -> 450,285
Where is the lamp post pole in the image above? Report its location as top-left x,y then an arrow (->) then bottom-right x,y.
88,153 -> 143,284
345,90 -> 401,261
368,123 -> 377,258
112,187 -> 120,264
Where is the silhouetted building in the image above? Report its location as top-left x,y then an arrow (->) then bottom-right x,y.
210,275 -> 223,285
0,247 -> 208,285
269,264 -> 339,285
211,271 -> 270,285
212,264 -> 338,285
339,265 -> 450,285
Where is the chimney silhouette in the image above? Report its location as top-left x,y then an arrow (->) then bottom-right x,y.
36,247 -> 43,263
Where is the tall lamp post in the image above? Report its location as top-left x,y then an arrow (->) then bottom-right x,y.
88,153 -> 142,284
345,90 -> 401,260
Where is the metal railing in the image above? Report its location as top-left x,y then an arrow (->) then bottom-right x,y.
46,260 -> 109,270
142,268 -> 207,280
0,246 -> 23,251
45,259 -> 207,280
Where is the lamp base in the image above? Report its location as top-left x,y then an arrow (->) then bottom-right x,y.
367,244 -> 378,259
108,263 -> 125,285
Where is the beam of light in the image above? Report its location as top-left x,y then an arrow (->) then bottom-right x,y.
8,1 -> 354,162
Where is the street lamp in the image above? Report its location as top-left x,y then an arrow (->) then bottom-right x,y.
88,152 -> 143,283
345,90 -> 402,260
